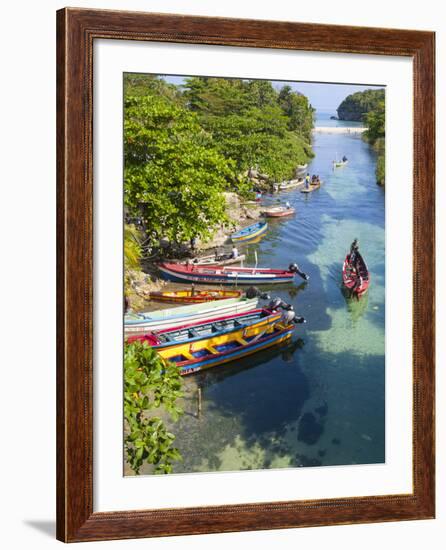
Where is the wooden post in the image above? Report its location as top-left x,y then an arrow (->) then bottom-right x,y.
197,387 -> 202,418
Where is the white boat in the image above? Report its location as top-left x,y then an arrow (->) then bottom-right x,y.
190,253 -> 246,266
279,178 -> 304,190
124,296 -> 259,333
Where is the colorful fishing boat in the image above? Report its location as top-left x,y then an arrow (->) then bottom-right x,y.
188,253 -> 246,266
301,180 -> 323,193
157,262 -> 309,285
279,178 -> 304,190
262,206 -> 296,218
333,159 -> 348,168
127,308 -> 282,349
149,288 -> 241,304
125,296 -> 259,333
155,318 -> 297,375
231,221 -> 268,243
342,250 -> 370,299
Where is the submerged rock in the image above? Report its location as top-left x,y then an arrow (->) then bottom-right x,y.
297,412 -> 324,445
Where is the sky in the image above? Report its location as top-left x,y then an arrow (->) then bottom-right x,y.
163,75 -> 384,113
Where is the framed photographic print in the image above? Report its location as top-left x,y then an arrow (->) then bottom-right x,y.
56,8 -> 435,542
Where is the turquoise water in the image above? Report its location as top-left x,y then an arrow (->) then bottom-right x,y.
143,125 -> 385,475
315,109 -> 365,127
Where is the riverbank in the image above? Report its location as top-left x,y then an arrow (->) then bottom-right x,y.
126,192 -> 262,309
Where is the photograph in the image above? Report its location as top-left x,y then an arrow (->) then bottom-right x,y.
123,73 -> 386,476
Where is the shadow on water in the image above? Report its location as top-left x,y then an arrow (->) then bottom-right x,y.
164,346 -> 385,474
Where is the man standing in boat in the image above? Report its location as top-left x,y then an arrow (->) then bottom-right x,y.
305,173 -> 311,190
350,238 -> 359,265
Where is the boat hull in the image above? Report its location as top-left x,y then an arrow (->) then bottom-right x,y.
172,254 -> 246,266
342,253 -> 370,298
127,308 -> 282,349
156,323 -> 295,375
263,207 -> 295,217
301,181 -> 322,194
231,222 -> 268,243
158,264 -> 295,285
149,289 -> 241,304
124,297 -> 259,333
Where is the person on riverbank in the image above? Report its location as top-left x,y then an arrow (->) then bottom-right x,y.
231,246 -> 239,259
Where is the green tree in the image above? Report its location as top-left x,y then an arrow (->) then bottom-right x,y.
278,85 -> 315,141
124,92 -> 238,248
182,78 -> 314,181
364,99 -> 385,142
337,89 -> 385,122
124,341 -> 184,474
124,223 -> 142,294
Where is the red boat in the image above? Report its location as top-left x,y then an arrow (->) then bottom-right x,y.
342,251 -> 370,298
262,206 -> 296,218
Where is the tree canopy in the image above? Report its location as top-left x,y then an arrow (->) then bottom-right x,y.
124,74 -> 315,246
337,89 -> 385,122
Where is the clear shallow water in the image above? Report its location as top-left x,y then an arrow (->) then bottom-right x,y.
315,109 -> 365,128
141,127 -> 385,475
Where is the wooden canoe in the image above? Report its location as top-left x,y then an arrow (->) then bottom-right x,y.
149,288 -> 242,304
189,253 -> 246,266
279,178 -> 304,190
157,262 -> 301,285
301,180 -> 323,193
127,308 -> 282,349
155,320 -> 296,375
231,221 -> 268,243
342,252 -> 370,298
124,296 -> 259,333
262,206 -> 295,218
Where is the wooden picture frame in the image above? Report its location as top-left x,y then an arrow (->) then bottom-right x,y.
56,7 -> 435,542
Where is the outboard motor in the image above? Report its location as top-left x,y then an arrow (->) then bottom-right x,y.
281,309 -> 296,325
294,315 -> 306,324
289,262 -> 310,281
246,286 -> 261,299
268,297 -> 284,311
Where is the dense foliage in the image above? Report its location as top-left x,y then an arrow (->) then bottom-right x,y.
124,341 -> 184,474
183,77 -> 314,180
124,90 -> 237,248
364,99 -> 385,185
124,223 -> 142,294
337,89 -> 385,186
337,89 -> 385,122
124,74 -> 315,248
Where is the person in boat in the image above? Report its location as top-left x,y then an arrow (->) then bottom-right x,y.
342,155 -> 348,162
349,238 -> 360,267
305,173 -> 311,190
285,201 -> 291,209
231,246 -> 239,259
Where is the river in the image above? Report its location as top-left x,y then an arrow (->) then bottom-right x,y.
143,112 -> 386,475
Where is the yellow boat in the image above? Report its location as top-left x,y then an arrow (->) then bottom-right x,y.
156,319 -> 295,375
149,288 -> 241,304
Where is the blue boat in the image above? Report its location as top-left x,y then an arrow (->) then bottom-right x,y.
231,221 -> 268,243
